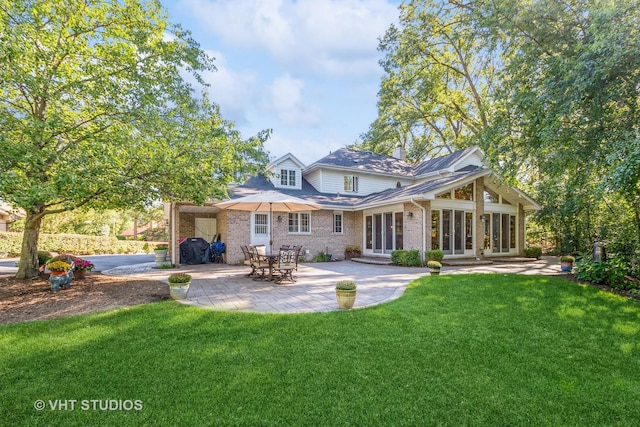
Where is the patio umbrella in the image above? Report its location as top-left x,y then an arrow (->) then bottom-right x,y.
216,191 -> 320,250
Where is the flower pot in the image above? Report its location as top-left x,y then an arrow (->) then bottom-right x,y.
154,249 -> 168,263
429,267 -> 441,276
336,289 -> 357,309
50,271 -> 72,291
169,282 -> 191,300
74,270 -> 87,280
561,262 -> 573,272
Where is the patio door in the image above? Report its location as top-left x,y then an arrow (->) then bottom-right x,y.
367,212 -> 399,254
250,212 -> 270,249
439,209 -> 472,255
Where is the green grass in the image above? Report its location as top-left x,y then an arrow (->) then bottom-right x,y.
1,274 -> 639,426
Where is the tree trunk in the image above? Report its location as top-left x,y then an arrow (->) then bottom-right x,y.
16,210 -> 45,279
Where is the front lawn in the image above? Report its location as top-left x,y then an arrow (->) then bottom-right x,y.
1,274 -> 639,425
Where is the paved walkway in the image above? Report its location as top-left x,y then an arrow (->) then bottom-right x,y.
102,257 -> 566,314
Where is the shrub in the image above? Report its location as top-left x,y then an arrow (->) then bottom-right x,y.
427,260 -> 442,268
313,252 -> 332,262
391,250 -> 408,266
391,250 -> 421,266
574,257 -> 629,289
524,246 -> 542,259
560,255 -> 575,263
168,273 -> 191,284
426,249 -> 444,262
37,250 -> 53,266
335,280 -> 357,291
406,250 -> 421,267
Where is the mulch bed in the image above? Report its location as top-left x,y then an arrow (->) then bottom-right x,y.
0,272 -> 170,325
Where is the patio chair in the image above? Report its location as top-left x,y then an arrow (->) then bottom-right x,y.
241,245 -> 256,277
274,249 -> 298,283
249,246 -> 269,280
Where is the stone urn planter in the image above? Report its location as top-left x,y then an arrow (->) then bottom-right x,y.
335,280 -> 357,309
154,245 -> 169,263
168,273 -> 191,300
427,260 -> 442,275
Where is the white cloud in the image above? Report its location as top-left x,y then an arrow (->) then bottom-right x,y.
178,0 -> 398,78
266,74 -> 323,126
197,50 -> 259,125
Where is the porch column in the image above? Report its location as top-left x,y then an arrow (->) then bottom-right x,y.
518,204 -> 526,255
475,177 -> 485,258
170,203 -> 180,267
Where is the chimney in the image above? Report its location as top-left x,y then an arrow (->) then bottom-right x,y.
393,144 -> 406,160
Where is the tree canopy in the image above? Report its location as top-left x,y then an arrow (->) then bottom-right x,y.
0,0 -> 269,278
356,0 -> 498,162
360,0 -> 640,258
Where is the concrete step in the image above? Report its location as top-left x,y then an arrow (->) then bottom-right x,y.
350,257 -> 394,266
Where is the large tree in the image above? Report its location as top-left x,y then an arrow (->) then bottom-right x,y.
357,0 -> 497,162
0,0 -> 269,278
476,0 -> 640,250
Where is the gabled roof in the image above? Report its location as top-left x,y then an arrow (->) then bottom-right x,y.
413,146 -> 484,176
354,167 -> 489,208
267,153 -> 306,171
231,175 -> 364,208
305,148 -> 414,176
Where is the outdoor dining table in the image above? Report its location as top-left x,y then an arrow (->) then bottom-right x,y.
260,253 -> 279,281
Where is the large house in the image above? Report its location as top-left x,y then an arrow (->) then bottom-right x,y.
166,145 -> 540,266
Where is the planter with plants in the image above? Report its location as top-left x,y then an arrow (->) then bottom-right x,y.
168,272 -> 192,300
344,245 -> 361,260
560,255 -> 575,272
427,260 -> 442,275
47,260 -> 73,291
72,258 -> 95,279
154,244 -> 169,263
335,280 -> 357,309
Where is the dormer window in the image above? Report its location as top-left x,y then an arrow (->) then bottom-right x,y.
344,175 -> 359,193
280,169 -> 296,187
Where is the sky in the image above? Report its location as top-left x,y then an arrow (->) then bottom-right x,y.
163,0 -> 401,166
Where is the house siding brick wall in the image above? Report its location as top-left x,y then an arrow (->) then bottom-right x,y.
271,210 -> 358,261
225,210 -> 251,264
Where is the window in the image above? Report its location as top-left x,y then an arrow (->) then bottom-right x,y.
344,175 -> 359,193
254,214 -> 268,235
333,212 -> 343,233
289,212 -> 310,233
431,210 -> 440,250
454,183 -> 474,200
280,169 -> 296,187
484,187 -> 499,203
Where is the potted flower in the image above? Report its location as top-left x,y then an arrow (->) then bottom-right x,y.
47,260 -> 71,274
427,260 -> 442,275
168,272 -> 192,300
72,258 -> 94,280
154,244 -> 169,263
335,280 -> 357,309
560,255 -> 575,272
47,260 -> 72,292
344,245 -> 361,260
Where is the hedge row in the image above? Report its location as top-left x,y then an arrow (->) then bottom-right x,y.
0,232 -> 154,257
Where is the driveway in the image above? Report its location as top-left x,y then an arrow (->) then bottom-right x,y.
0,253 -> 154,275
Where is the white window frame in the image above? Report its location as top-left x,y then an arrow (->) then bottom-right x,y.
288,212 -> 311,233
333,212 -> 343,234
280,169 -> 296,187
344,175 -> 359,193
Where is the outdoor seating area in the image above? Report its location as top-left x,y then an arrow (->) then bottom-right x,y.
240,245 -> 303,283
